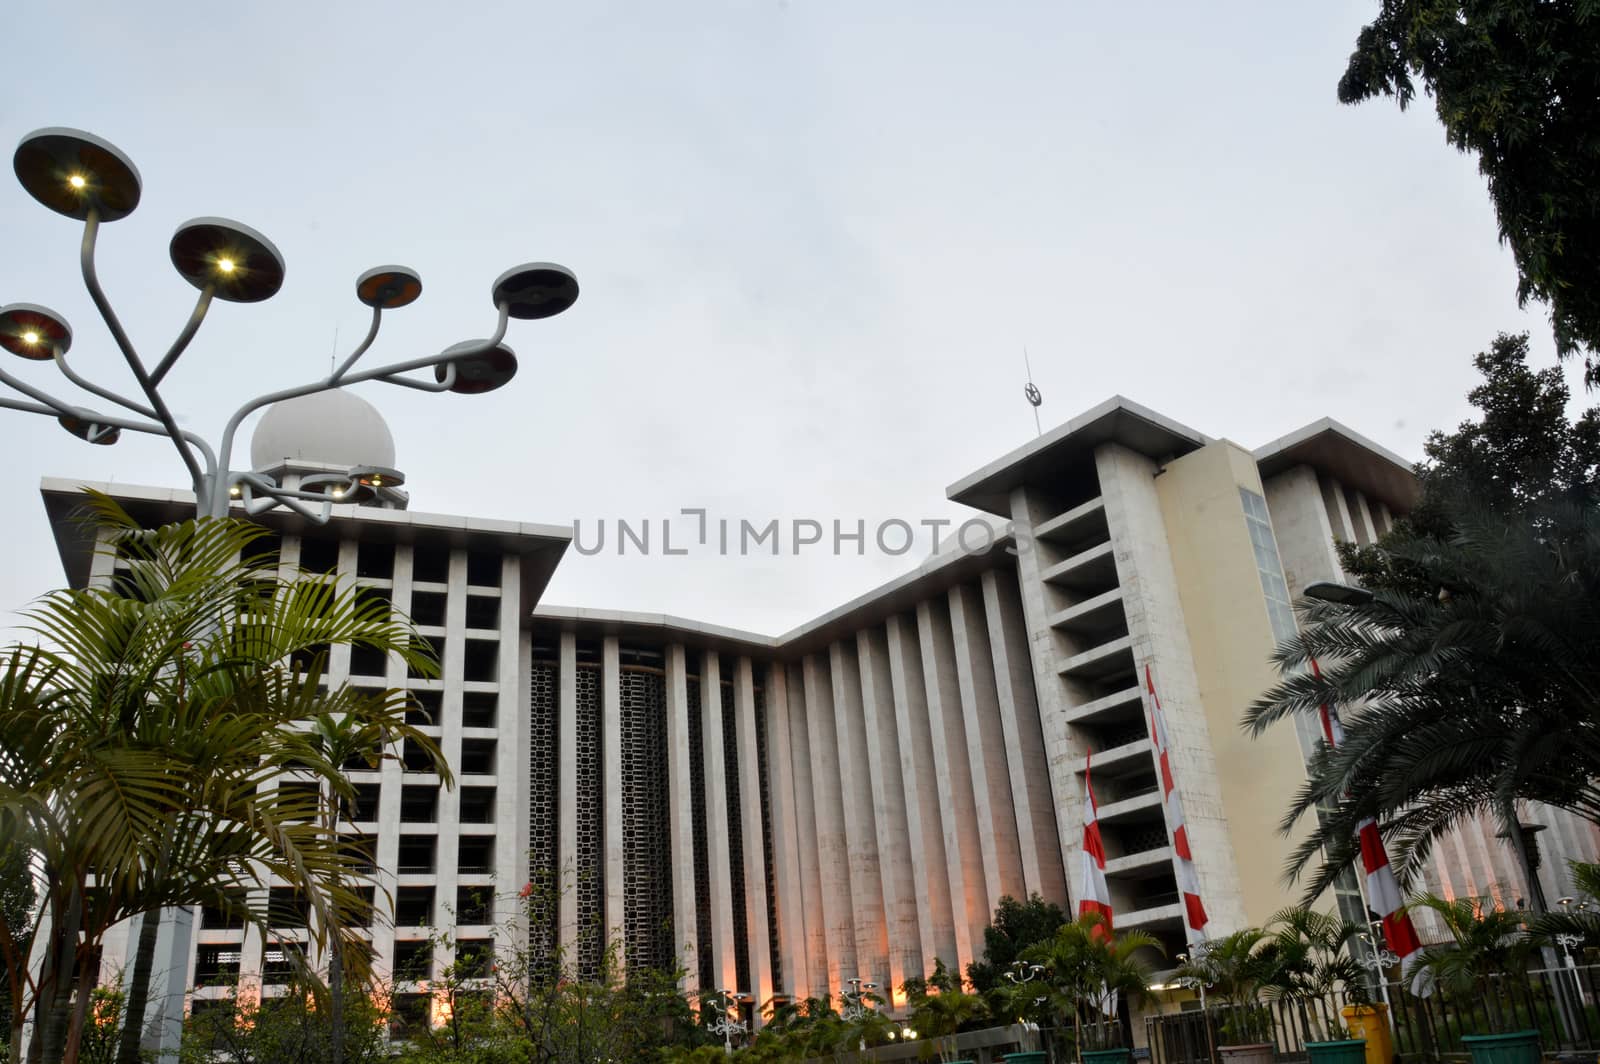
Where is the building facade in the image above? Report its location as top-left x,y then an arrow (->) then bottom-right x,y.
48,393 -> 1600,1031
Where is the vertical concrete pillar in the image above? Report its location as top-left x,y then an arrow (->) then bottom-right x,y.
982,568 -> 1068,905
886,613 -> 958,974
701,651 -> 739,991
601,636 -> 625,954
803,652 -> 857,994
764,662 -> 811,999
915,599 -> 987,970
948,583 -> 1026,906
786,662 -> 832,995
856,626 -> 919,1003
664,643 -> 699,997
830,641 -> 889,993
1007,487 -> 1087,898
734,657 -> 774,1012
557,630 -> 578,952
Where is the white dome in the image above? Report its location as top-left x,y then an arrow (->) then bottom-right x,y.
249,390 -> 397,472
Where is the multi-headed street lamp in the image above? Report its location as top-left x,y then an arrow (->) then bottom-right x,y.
2,126 -> 578,521
841,977 -> 878,1022
707,989 -> 749,1054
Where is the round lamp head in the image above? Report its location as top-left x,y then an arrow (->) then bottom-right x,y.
356,265 -> 422,309
492,262 -> 578,320
435,340 -> 517,394
170,217 -> 286,302
0,303 -> 72,360
326,480 -> 374,505
14,128 -> 142,222
349,464 -> 405,489
57,416 -> 120,446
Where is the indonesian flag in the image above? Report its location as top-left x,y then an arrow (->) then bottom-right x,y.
1312,659 -> 1427,995
1080,751 -> 1118,1018
1145,666 -> 1209,943
1080,749 -> 1114,934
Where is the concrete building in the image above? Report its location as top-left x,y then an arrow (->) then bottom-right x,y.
49,393 -> 1600,1027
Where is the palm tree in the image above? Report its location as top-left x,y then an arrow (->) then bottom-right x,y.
1258,908 -> 1366,1040
1245,495 -> 1600,900
1404,893 -> 1537,1000
1022,913 -> 1161,1061
908,982 -> 987,1064
1178,928 -> 1275,1048
0,494 -> 442,1064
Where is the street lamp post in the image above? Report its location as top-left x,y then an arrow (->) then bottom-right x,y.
1177,945 -> 1217,1064
1005,960 -> 1047,1049
3,126 -> 578,1057
1555,898 -> 1590,1006
707,989 -> 749,1054
841,977 -> 878,1022
1357,930 -> 1400,1034
2,126 -> 579,523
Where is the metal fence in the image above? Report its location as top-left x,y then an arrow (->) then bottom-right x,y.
1145,964 -> 1600,1064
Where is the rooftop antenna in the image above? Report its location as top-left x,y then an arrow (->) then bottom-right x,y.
1023,347 -> 1043,436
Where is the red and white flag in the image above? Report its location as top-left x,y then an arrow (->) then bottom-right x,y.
1145,665 -> 1209,944
1313,660 -> 1427,995
1080,750 -> 1119,1017
1080,748 -> 1114,933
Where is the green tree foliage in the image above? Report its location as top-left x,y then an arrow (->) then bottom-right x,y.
967,893 -> 1068,991
1177,929 -> 1274,1047
1020,913 -> 1160,1058
1404,894 -> 1539,999
1249,338 -> 1600,897
1340,5 -> 1600,378
0,494 -> 442,1064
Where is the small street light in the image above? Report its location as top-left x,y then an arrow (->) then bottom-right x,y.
707,989 -> 749,1054
1302,581 -> 1374,605
1006,961 -> 1048,1049
2,126 -> 579,523
841,977 -> 878,1022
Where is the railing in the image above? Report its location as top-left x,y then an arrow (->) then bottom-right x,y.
1144,964 -> 1600,1064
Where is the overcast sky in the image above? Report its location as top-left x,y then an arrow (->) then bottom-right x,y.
0,1 -> 1585,638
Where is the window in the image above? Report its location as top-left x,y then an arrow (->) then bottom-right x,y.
393,939 -> 433,982
389,993 -> 430,1039
466,551 -> 500,587
410,590 -> 448,628
462,640 -> 498,683
262,942 -> 305,984
354,585 -> 392,622
397,835 -> 436,875
458,836 -> 495,875
400,785 -> 439,822
268,887 -> 307,929
459,787 -> 496,824
346,835 -> 377,874
464,595 -> 499,630
346,783 -> 381,823
407,636 -> 439,680
461,692 -> 497,729
454,939 -> 494,979
459,738 -> 496,776
298,537 -> 339,575
394,886 -> 435,928
195,945 -> 242,985
412,545 -> 450,584
402,739 -> 438,775
275,781 -> 320,821
349,643 -> 388,678
407,690 -> 443,727
200,892 -> 246,930
242,530 -> 281,570
1239,488 -> 1298,644
456,886 -> 493,926
356,542 -> 394,580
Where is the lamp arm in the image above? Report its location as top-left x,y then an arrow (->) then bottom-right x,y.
53,352 -> 159,419
0,366 -> 93,420
213,303 -> 510,516
378,363 -> 455,392
233,475 -> 332,523
149,285 -> 216,385
0,396 -> 219,475
327,306 -> 383,384
79,211 -> 205,491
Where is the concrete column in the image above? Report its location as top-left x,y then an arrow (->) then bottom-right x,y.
856,627 -> 919,1003
915,599 -> 987,970
602,637 -> 625,954
1320,474 -> 1357,543
948,583 -> 1026,907
1262,466 -> 1344,599
558,630 -> 578,952
982,568 -> 1068,905
1349,490 -> 1380,545
664,643 -> 700,997
785,662 -> 832,995
803,652 -> 857,994
1007,487 -> 1087,900
763,662 -> 811,999
886,613 -> 958,974
701,651 -> 739,991
830,640 -> 890,994
734,658 -> 774,1012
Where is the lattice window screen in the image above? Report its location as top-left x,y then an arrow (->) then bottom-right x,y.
620,666 -> 674,971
